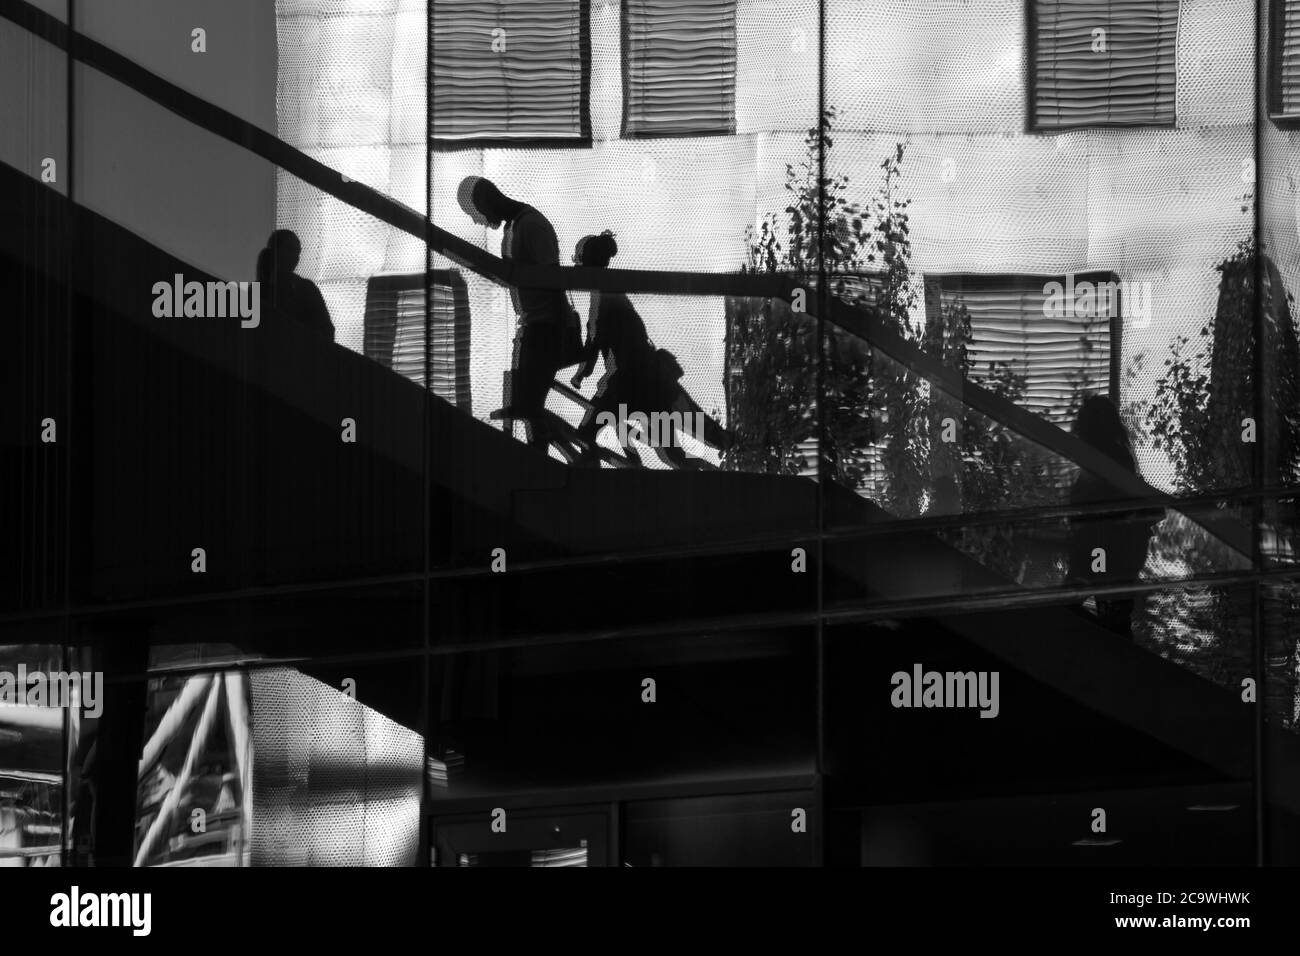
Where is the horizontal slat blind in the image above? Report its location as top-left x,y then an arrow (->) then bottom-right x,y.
1280,0 -> 1300,115
1031,0 -> 1177,130
933,275 -> 1114,425
623,0 -> 737,138
432,0 -> 588,144
364,273 -> 472,410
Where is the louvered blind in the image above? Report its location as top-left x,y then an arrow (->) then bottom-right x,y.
1030,0 -> 1177,130
928,275 -> 1116,425
1274,0 -> 1300,117
431,0 -> 590,145
623,0 -> 737,138
364,272 -> 472,410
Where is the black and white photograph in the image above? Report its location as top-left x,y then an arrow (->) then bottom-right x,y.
1,0 -> 1296,936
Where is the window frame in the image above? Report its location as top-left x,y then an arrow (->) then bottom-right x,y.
924,271 -> 1123,411
430,0 -> 592,151
363,270 -> 472,410
1270,0 -> 1300,126
620,0 -> 739,140
1024,0 -> 1179,134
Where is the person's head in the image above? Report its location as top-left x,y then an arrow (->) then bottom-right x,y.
1072,394 -> 1134,467
257,229 -> 301,282
457,176 -> 513,228
573,230 -> 618,269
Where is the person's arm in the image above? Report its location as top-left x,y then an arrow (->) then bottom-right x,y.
573,299 -> 600,386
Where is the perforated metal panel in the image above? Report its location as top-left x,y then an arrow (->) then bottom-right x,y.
249,668 -> 422,867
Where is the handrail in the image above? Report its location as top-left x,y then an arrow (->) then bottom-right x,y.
1,0 -> 1253,558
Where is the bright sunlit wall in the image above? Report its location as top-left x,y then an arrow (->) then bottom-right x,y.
275,0 -> 1254,488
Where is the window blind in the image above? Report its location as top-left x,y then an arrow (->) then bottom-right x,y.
1029,0 -> 1177,131
364,272 -> 472,410
927,274 -> 1117,425
622,0 -> 738,138
1273,0 -> 1300,118
431,0 -> 590,146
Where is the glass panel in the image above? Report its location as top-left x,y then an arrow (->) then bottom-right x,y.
423,282 -> 820,569
67,656 -> 425,868
622,791 -> 816,866
425,627 -> 815,804
134,669 -> 251,868
0,3 -> 69,615
0,636 -> 70,868
70,66 -> 428,599
4,0 -> 1287,871
431,808 -> 607,867
825,586 -> 1258,864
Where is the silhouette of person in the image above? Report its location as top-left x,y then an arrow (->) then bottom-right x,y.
256,230 -> 334,341
458,175 -> 570,450
1065,395 -> 1155,639
570,231 -> 729,468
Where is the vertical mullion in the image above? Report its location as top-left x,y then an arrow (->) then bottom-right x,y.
60,0 -> 75,868
814,0 -> 827,868
1252,0 -> 1267,867
420,0 -> 434,867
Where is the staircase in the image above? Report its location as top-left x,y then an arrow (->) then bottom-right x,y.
2,0 -> 1298,864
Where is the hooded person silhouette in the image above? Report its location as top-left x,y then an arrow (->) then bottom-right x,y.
255,229 -> 334,341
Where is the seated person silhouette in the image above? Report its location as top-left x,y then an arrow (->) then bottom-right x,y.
256,229 -> 334,341
457,175 -> 573,451
570,231 -> 730,468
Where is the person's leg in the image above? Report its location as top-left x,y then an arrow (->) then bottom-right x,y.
532,328 -> 566,449
1095,597 -> 1135,639
654,444 -> 694,469
576,376 -> 619,443
1111,598 -> 1136,639
670,387 -> 729,451
578,381 -> 643,465
515,324 -> 556,447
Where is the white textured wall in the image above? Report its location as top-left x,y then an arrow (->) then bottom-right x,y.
278,0 -> 1256,486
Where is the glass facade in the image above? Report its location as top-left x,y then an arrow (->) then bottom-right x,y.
1,0 -> 1297,866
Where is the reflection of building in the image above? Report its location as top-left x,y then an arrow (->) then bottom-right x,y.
281,0 -> 1252,491
1,0 -> 1299,868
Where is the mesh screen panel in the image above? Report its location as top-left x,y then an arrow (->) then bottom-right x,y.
1179,0 -> 1254,128
277,0 -> 1256,491
826,0 -> 1027,134
737,0 -> 818,133
249,668 -> 423,866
